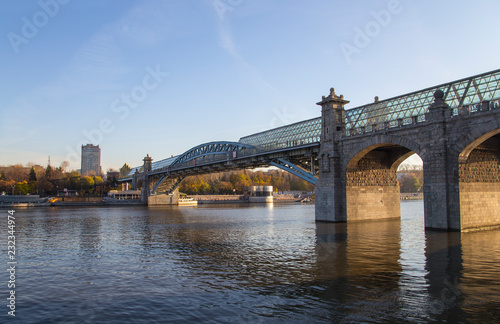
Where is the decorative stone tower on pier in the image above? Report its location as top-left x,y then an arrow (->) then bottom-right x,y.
315,88 -> 349,222
141,154 -> 153,203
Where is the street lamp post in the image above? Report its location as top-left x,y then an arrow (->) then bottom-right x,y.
11,184 -> 15,195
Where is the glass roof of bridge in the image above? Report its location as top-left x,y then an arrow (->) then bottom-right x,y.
239,117 -> 321,150
239,69 -> 500,146
345,68 -> 500,129
153,156 -> 177,169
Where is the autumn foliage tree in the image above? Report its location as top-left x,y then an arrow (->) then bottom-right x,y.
0,162 -> 114,196
398,165 -> 423,193
399,174 -> 423,193
179,169 -> 314,195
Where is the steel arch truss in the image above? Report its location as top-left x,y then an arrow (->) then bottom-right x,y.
269,158 -> 318,185
170,141 -> 256,167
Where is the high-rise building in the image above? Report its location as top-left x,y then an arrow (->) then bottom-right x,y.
81,144 -> 101,176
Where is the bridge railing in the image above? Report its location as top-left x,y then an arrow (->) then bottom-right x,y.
342,69 -> 500,137
342,99 -> 500,137
242,137 -> 320,152
343,115 -> 427,137
451,99 -> 500,117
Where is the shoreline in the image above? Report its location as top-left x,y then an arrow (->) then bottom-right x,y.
0,193 -> 424,208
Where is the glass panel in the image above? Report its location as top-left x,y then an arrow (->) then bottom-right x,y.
239,117 -> 321,150
343,69 -> 500,132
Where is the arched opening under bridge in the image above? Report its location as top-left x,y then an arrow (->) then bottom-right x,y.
345,143 -> 423,222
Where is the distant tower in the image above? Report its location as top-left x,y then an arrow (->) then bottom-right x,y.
81,144 -> 101,176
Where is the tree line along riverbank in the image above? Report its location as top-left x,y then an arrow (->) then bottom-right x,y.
1,163 -> 423,197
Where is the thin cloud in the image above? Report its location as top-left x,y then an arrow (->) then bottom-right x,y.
216,19 -> 280,97
31,2 -> 177,101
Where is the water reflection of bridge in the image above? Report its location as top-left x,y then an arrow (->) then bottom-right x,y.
132,205 -> 498,322
122,69 -> 500,231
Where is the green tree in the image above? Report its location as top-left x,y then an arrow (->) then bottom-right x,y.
66,171 -> 81,190
399,174 -> 422,193
198,180 -> 211,194
81,176 -> 95,189
28,167 -> 37,182
14,181 -> 30,195
45,165 -> 53,180
37,177 -> 53,195
290,178 -> 308,191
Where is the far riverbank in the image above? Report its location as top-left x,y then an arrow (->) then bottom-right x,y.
1,192 -> 423,208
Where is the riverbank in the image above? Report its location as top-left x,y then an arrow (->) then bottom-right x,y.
190,194 -> 303,204
400,193 -> 423,200
0,195 -> 144,207
1,192 -> 423,208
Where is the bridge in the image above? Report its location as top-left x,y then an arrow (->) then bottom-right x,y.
121,69 -> 500,231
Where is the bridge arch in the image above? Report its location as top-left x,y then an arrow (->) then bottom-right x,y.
170,141 -> 256,168
148,140 -> 317,198
345,134 -> 423,170
455,127 -> 500,229
344,136 -> 423,222
149,141 -> 256,195
454,120 -> 500,162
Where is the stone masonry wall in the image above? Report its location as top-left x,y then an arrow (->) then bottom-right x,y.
459,182 -> 500,229
148,189 -> 179,205
459,147 -> 500,229
346,185 -> 400,221
346,158 -> 399,186
346,157 -> 400,221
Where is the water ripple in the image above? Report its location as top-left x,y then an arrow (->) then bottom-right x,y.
7,203 -> 499,323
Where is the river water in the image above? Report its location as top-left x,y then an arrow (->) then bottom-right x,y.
3,201 -> 499,323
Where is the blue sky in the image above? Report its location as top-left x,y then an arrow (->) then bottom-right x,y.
1,0 -> 499,172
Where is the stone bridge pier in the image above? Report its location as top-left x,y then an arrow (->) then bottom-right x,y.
315,88 -> 500,231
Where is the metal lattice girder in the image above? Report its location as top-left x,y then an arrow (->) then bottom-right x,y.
151,174 -> 168,193
170,141 -> 256,167
152,175 -> 184,195
269,158 -> 318,185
